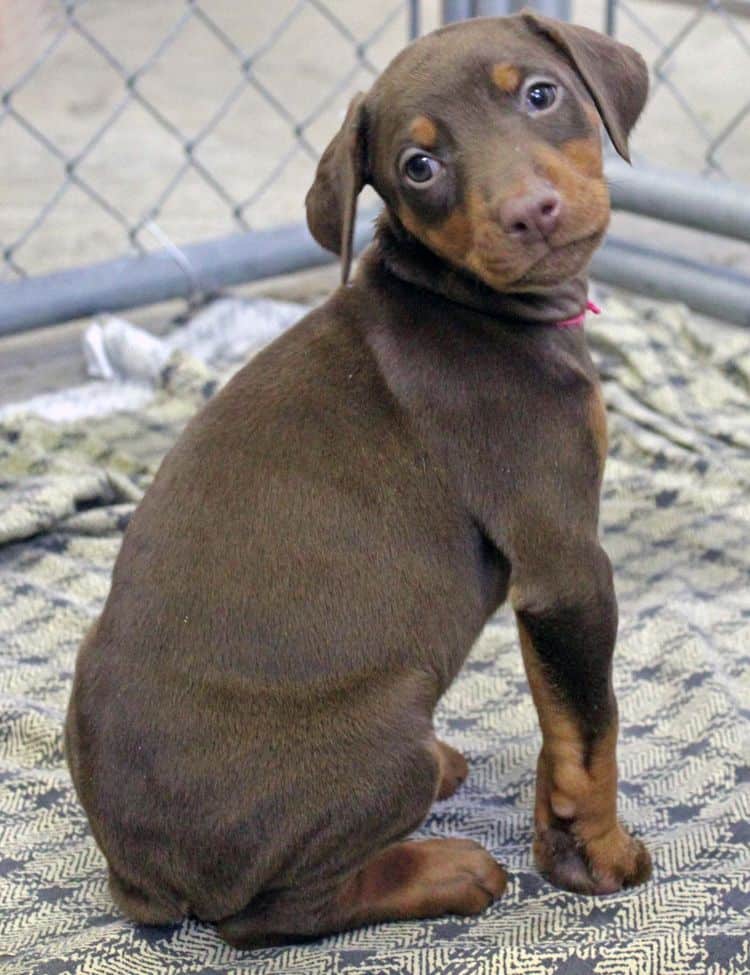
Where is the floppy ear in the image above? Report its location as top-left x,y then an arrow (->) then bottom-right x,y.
305,93 -> 369,284
520,11 -> 649,162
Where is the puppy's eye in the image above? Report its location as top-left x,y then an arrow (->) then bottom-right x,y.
400,150 -> 442,187
525,82 -> 558,112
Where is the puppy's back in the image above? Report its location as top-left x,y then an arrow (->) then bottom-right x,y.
65,286 -> 483,922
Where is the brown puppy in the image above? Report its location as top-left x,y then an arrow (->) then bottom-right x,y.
65,12 -> 651,948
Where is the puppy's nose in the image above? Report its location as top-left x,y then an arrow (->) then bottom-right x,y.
499,189 -> 562,241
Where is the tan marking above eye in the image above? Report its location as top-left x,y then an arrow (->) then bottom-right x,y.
408,115 -> 438,147
491,63 -> 521,94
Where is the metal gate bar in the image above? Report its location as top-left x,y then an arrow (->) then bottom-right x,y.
442,1 -> 571,20
0,213 -> 379,337
608,160 -> 750,242
592,238 -> 750,327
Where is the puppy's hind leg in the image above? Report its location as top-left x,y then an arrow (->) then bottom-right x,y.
108,866 -> 184,926
217,838 -> 507,948
433,738 -> 469,800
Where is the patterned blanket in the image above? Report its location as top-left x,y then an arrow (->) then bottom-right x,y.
1,295 -> 748,975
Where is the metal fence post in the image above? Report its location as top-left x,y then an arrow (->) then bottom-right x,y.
442,0 -> 571,19
408,0 -> 421,39
442,1 -> 473,22
604,0 -> 617,36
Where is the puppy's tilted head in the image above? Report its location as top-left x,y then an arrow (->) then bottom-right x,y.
305,11 -> 648,289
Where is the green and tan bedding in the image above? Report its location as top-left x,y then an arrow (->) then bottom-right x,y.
1,294 -> 748,974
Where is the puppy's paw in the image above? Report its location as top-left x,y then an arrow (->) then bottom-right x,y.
412,839 -> 508,915
344,837 -> 507,925
535,822 -> 651,895
435,739 -> 469,800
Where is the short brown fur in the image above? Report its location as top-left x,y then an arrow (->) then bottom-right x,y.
66,11 -> 651,948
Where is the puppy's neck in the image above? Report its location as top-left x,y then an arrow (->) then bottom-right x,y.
368,212 -> 589,327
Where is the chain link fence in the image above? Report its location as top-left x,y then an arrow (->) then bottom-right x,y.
0,0 -> 748,333
0,0 -> 420,282
584,0 -> 750,325
606,0 -> 750,180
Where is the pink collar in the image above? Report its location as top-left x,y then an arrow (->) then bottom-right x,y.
556,300 -> 601,330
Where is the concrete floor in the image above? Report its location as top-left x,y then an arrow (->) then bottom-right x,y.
0,0 -> 747,402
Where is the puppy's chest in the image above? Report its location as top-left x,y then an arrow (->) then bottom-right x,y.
386,337 -> 608,522
420,331 -> 598,431
471,356 -> 605,477
369,315 -> 608,503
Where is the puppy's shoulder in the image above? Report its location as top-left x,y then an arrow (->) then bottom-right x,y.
229,283 -> 373,387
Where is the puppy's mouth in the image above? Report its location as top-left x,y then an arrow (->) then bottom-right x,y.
482,230 -> 604,290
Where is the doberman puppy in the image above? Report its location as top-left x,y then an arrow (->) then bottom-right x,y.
65,12 -> 651,947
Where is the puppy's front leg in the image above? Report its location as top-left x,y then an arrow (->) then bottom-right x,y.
512,544 -> 651,894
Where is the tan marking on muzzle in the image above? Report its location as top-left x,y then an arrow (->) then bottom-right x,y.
559,136 -> 604,179
426,206 -> 475,264
399,195 -> 477,268
532,142 -> 610,239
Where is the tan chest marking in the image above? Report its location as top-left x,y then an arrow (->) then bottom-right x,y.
589,382 -> 608,469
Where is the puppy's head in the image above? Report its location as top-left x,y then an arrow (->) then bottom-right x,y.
305,11 -> 648,289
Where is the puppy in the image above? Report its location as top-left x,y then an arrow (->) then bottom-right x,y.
66,11 -> 651,948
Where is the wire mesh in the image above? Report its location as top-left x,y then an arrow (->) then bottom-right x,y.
0,0 -> 417,282
605,0 -> 750,180
1,0 -> 748,302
